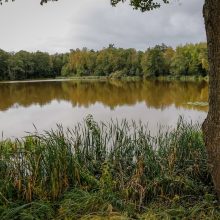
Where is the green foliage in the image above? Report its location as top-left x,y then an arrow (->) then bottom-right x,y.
0,50 -> 69,81
0,0 -> 58,5
171,43 -> 208,77
51,53 -> 68,77
62,43 -> 208,78
1,0 -> 170,10
0,50 -> 10,80
141,44 -> 170,77
0,117 -> 218,219
0,43 -> 208,81
111,0 -> 170,12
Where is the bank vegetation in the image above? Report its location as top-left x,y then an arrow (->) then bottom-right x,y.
0,116 -> 219,219
0,43 -> 208,81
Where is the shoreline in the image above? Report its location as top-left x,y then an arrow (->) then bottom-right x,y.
0,75 -> 209,83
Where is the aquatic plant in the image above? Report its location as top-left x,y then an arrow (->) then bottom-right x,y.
0,116 -> 219,219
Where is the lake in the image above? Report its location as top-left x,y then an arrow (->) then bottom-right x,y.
0,79 -> 208,138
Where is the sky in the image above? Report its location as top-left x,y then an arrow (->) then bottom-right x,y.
0,0 -> 205,53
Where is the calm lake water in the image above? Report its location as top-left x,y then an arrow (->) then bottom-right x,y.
0,79 -> 208,138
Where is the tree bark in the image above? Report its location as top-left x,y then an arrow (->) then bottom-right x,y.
202,0 -> 220,199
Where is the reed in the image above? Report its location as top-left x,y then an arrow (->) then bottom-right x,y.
0,116 -> 219,219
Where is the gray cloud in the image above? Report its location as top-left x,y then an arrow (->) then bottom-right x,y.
0,0 -> 206,53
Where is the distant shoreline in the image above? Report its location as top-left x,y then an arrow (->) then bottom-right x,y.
0,75 -> 208,84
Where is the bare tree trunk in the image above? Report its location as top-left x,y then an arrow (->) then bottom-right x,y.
202,0 -> 220,199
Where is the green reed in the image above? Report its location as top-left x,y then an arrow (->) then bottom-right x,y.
0,116 -> 219,219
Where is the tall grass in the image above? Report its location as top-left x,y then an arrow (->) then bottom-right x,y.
0,116 -> 219,219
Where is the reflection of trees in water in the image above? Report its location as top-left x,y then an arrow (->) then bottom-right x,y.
0,80 -> 208,112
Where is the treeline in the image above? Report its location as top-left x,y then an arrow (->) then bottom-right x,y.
0,50 -> 68,80
0,43 -> 208,80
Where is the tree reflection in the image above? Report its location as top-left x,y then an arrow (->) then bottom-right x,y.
0,80 -> 208,112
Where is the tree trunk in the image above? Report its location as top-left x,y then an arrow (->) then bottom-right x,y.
202,0 -> 220,199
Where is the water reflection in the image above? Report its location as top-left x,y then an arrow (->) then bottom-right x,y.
0,80 -> 208,138
0,80 -> 208,111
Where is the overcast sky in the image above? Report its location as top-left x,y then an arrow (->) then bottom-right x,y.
0,0 -> 205,53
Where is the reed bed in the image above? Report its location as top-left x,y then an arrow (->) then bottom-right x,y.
0,116 -> 219,219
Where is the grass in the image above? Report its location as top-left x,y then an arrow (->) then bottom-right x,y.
0,116 -> 219,219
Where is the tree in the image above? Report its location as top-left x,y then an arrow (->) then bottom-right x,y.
67,48 -> 96,76
15,51 -> 35,79
32,51 -> 53,78
163,46 -> 175,75
7,53 -> 26,80
1,0 -> 220,198
170,43 -> 208,77
202,0 -> 220,198
141,45 -> 168,77
0,49 -> 10,80
51,53 -> 68,77
171,45 -> 193,76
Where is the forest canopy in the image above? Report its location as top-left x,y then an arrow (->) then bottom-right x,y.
0,43 -> 208,80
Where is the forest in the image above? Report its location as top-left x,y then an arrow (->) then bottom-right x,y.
0,42 -> 208,81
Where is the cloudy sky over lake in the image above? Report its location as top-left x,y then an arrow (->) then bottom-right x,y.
0,0 -> 205,53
